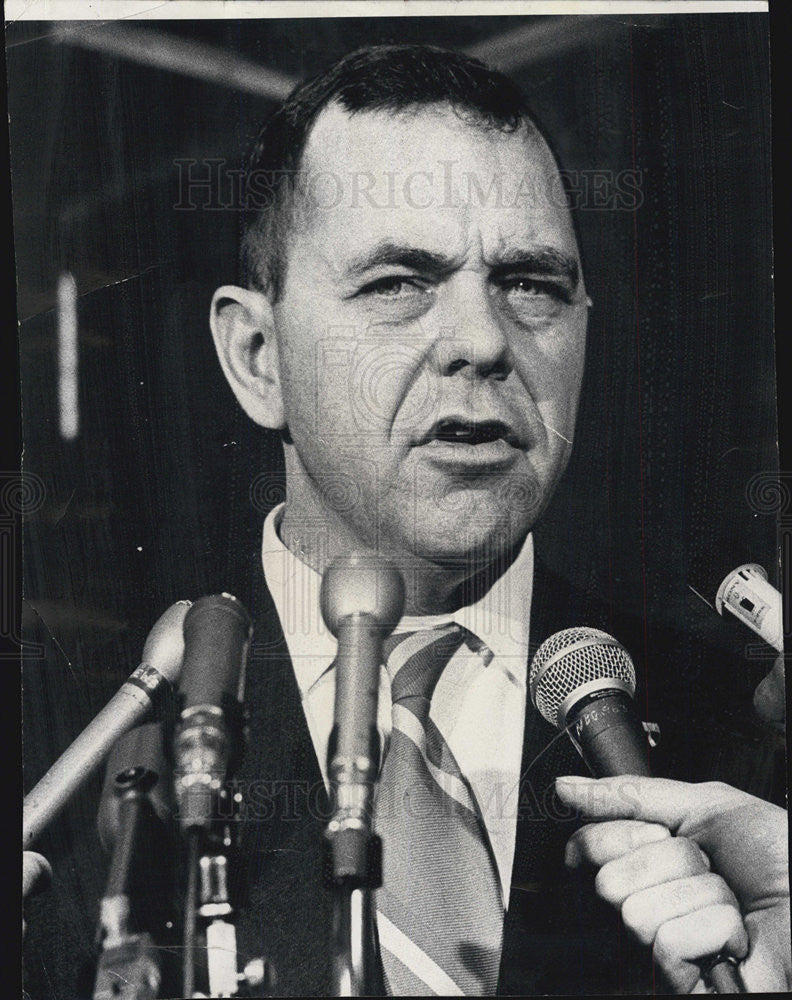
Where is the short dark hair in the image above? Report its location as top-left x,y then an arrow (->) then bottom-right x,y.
241,44 -> 540,301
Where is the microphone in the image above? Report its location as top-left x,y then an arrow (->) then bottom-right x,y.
531,627 -> 745,993
97,721 -> 172,854
320,553 -> 405,883
530,626 -> 649,777
93,723 -> 174,1000
23,600 -> 191,850
713,564 -> 783,653
173,593 -> 251,831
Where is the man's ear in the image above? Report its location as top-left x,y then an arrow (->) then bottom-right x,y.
210,285 -> 286,430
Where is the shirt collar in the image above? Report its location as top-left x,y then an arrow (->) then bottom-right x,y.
261,502 -> 533,692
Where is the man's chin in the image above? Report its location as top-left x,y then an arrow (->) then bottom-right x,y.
405,508 -> 535,571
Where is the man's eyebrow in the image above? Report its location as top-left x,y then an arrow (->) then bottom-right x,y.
342,240 -> 580,287
343,242 -> 461,279
489,246 -> 580,287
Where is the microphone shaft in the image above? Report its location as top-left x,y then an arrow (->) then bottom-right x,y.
332,616 -> 381,779
567,691 -> 651,778
326,615 -> 382,886
174,594 -> 251,831
23,667 -> 164,849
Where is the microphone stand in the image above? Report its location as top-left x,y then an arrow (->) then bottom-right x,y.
93,764 -> 168,1000
177,786 -> 271,998
181,810 -> 258,999
319,554 -> 405,997
324,727 -> 383,997
173,594 -> 271,998
322,616 -> 391,997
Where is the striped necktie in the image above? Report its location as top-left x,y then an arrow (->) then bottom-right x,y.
374,623 -> 504,996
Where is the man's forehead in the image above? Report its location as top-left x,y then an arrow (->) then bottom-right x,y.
300,99 -> 553,178
292,101 -> 577,261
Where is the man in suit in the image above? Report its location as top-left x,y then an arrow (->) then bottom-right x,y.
207,43 -> 789,995
24,42 -> 789,997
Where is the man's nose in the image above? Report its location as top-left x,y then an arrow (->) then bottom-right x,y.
429,279 -> 513,380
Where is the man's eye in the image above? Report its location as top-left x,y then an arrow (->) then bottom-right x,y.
495,275 -> 572,320
362,276 -> 421,298
352,275 -> 434,322
500,277 -> 570,302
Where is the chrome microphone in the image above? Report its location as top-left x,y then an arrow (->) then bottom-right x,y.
529,626 -> 649,777
23,600 -> 191,849
173,593 -> 251,831
320,553 -> 404,998
320,553 -> 405,882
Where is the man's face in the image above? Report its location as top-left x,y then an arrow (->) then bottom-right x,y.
271,102 -> 588,568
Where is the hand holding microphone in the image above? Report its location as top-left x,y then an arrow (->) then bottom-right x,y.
531,628 -> 759,993
556,775 -> 791,994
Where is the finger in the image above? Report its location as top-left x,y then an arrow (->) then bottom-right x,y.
565,820 -> 670,868
754,655 -> 786,725
620,873 -> 738,946
23,851 -> 52,899
595,837 -> 711,907
555,774 -> 742,832
653,903 -> 748,993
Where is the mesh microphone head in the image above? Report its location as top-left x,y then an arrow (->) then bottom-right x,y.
529,627 -> 637,730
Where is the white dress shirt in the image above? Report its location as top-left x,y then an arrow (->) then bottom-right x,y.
261,503 -> 534,908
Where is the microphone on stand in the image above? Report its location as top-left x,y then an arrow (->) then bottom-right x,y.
319,552 -> 405,998
173,593 -> 251,831
320,553 -> 405,881
23,600 -> 191,850
530,627 -> 745,993
97,721 -> 172,855
171,593 -> 252,1000
93,722 -> 175,1000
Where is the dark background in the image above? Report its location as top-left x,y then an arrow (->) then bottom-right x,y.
10,12 -> 783,996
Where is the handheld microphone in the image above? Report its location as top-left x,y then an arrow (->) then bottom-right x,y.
173,593 -> 251,831
530,626 -> 649,777
320,553 -> 404,883
714,564 -> 783,653
531,627 -> 745,993
23,600 -> 191,850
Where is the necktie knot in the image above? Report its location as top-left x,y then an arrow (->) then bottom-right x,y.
383,623 -> 483,709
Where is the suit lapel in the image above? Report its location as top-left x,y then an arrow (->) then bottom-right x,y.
498,556 -> 598,995
231,550 -> 333,996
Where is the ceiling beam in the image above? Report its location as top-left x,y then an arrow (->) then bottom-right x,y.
464,15 -> 628,72
51,22 -> 297,101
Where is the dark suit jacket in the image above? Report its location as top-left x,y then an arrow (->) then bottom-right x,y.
24,544 -> 783,998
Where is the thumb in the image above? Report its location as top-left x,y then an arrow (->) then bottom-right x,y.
554,775 -> 745,834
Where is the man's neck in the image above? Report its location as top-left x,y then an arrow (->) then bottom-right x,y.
278,501 -> 524,617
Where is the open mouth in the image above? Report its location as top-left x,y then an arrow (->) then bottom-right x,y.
421,418 -> 520,448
